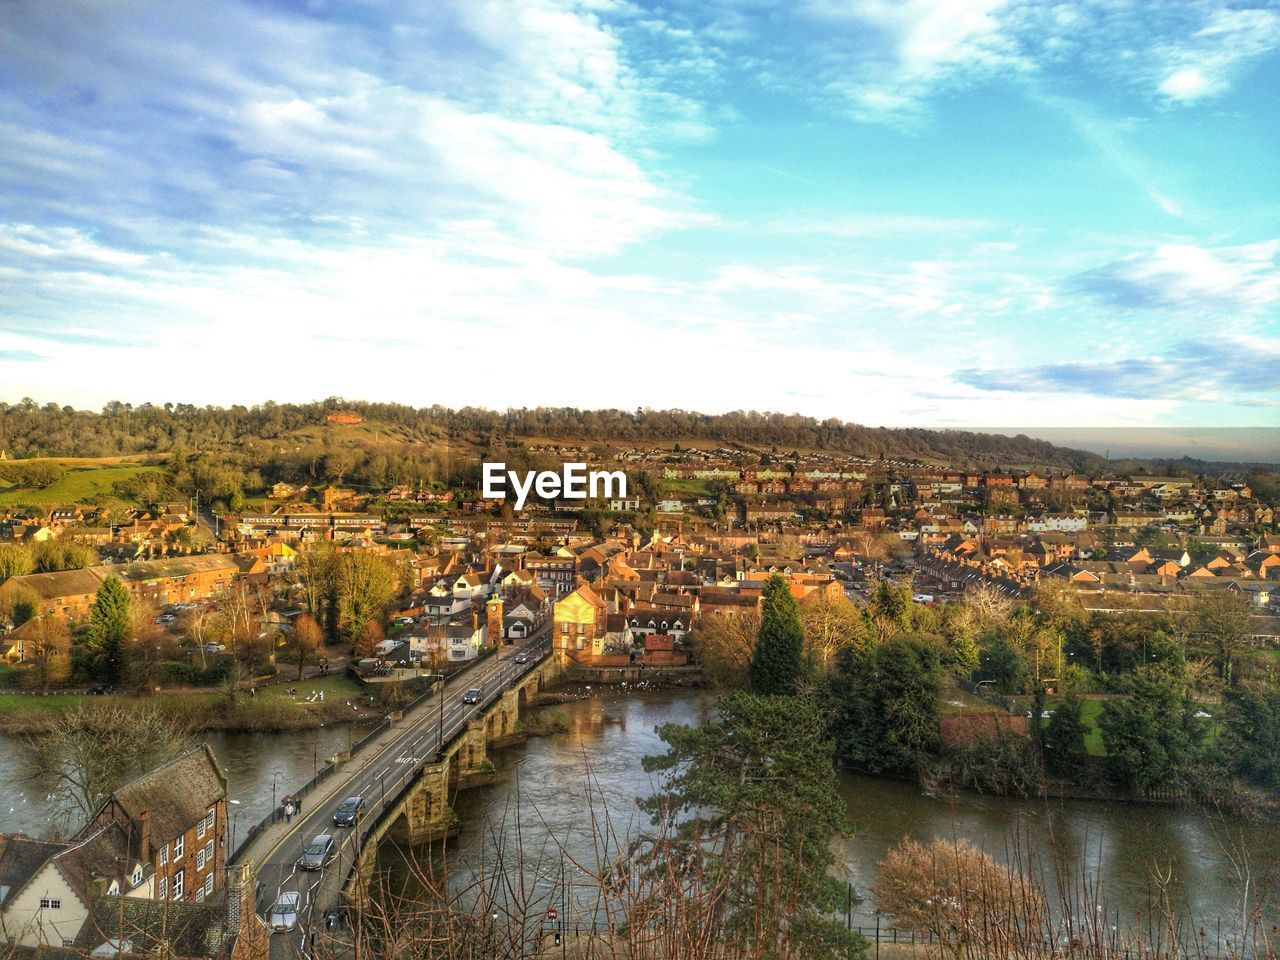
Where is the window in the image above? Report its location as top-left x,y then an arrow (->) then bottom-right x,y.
205,809 -> 215,833
132,866 -> 143,886
173,835 -> 184,860
196,848 -> 206,871
197,818 -> 206,840
39,898 -> 61,910
172,871 -> 183,900
195,885 -> 205,902
203,873 -> 214,897
158,843 -> 168,867
158,877 -> 167,899
204,840 -> 213,862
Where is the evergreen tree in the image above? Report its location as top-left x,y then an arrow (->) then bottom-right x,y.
1217,687 -> 1280,790
87,576 -> 131,684
639,693 -> 865,959
749,573 -> 804,695
1043,694 -> 1089,779
831,637 -> 942,776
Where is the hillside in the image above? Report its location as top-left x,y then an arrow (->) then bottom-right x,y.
0,399 -> 1108,471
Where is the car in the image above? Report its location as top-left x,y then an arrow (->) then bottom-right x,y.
298,834 -> 336,871
462,687 -> 482,704
202,643 -> 226,654
513,652 -> 529,664
333,796 -> 365,827
267,891 -> 302,932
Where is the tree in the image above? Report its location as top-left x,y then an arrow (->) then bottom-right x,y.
831,637 -> 942,776
1099,666 -> 1205,794
749,574 -> 804,695
20,702 -> 197,831
978,639 -> 1028,695
26,616 -> 72,690
1042,694 -> 1089,779
637,693 -> 864,960
0,543 -> 36,583
867,579 -> 912,638
798,590 -> 868,668
337,552 -> 398,642
691,609 -> 760,688
292,612 -> 325,680
873,837 -> 1044,959
87,576 -> 132,684
356,619 -> 384,659
1217,687 -> 1280,790
1191,591 -> 1252,686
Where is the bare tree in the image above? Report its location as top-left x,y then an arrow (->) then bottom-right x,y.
20,702 -> 197,831
690,610 -> 760,688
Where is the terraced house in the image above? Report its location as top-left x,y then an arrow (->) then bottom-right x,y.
0,555 -> 242,623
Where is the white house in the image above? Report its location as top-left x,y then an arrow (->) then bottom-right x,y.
1027,513 -> 1089,533
0,826 -> 152,948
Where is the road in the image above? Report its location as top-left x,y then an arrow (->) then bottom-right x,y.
253,633 -> 551,959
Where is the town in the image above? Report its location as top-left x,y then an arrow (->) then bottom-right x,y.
0,403 -> 1277,958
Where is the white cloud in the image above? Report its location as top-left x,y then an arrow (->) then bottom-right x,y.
1070,240 -> 1280,312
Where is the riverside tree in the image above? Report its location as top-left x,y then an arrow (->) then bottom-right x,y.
21,702 -> 197,831
831,637 -> 943,776
748,573 -> 804,695
1042,693 -> 1089,779
637,692 -> 865,960
873,837 -> 1044,959
87,575 -> 132,684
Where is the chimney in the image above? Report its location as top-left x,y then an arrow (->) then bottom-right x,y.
137,810 -> 151,864
471,607 -> 478,633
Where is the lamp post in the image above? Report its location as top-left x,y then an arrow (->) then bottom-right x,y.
227,800 -> 241,854
271,771 -> 283,812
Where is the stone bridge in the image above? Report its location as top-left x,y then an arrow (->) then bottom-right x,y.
343,653 -> 564,904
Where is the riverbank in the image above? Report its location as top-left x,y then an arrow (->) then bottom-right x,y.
0,674 -> 386,735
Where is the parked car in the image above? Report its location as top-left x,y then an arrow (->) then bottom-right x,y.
202,643 -> 226,654
267,891 -> 301,932
333,796 -> 365,827
298,834 -> 336,871
462,687 -> 482,704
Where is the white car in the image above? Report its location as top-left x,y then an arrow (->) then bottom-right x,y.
268,892 -> 301,932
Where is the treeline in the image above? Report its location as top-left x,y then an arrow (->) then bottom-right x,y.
699,577 -> 1280,806
0,397 -> 1112,469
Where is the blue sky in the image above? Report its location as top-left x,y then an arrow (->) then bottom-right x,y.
1,0 -> 1277,428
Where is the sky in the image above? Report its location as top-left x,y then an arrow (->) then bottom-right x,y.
1,0 -> 1278,430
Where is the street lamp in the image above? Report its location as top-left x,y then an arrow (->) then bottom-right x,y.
227,799 -> 241,853
271,771 -> 284,812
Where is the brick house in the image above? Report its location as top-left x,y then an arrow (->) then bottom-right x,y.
78,745 -> 228,905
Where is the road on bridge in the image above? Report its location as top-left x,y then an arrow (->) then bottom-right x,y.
245,631 -> 552,959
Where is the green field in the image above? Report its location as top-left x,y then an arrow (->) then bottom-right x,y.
659,477 -> 713,497
258,674 -> 363,701
0,691 -> 90,713
0,464 -> 164,506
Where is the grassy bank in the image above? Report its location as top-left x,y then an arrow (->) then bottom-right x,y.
0,674 -> 379,735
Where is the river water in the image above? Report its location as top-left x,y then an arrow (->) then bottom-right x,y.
2,688 -> 1276,941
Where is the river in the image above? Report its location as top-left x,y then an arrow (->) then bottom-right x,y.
1,688 -> 1276,942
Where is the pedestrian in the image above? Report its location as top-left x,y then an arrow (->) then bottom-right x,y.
294,794 -> 302,814
309,931 -> 315,950
284,799 -> 294,823
325,911 -> 334,931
